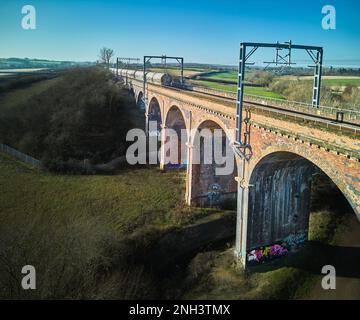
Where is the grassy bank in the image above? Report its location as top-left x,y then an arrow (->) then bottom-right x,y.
0,153 -> 186,231
0,67 -> 139,165
0,76 -> 60,110
0,153 -> 194,299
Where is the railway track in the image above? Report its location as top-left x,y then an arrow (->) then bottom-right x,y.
160,83 -> 360,134
118,69 -> 360,134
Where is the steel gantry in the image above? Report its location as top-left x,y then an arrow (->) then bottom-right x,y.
234,41 -> 323,153
142,55 -> 184,137
143,55 -> 184,106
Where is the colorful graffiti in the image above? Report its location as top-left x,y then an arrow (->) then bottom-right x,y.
207,183 -> 222,205
247,244 -> 288,264
247,232 -> 307,264
283,232 -> 307,248
166,163 -> 187,170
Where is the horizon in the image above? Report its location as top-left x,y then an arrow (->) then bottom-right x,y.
1,0 -> 360,68
1,57 -> 360,70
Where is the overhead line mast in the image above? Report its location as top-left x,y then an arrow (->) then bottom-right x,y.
142,55 -> 184,127
116,57 -> 141,84
234,41 -> 323,154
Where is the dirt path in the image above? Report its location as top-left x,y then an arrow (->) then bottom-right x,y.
305,214 -> 360,300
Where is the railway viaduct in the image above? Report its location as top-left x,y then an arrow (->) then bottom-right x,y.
118,73 -> 360,266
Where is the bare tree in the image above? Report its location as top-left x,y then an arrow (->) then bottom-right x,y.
99,47 -> 114,69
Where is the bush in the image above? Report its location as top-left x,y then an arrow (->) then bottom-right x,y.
0,67 -> 140,164
247,71 -> 274,87
269,80 -> 290,95
269,79 -> 343,106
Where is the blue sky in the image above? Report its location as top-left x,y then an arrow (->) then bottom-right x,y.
1,0 -> 359,66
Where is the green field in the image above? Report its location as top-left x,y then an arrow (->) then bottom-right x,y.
319,78 -> 360,87
0,57 -> 93,70
190,79 -> 284,99
149,67 -> 208,77
202,71 -> 238,82
202,71 -> 360,87
277,76 -> 360,87
191,70 -> 360,102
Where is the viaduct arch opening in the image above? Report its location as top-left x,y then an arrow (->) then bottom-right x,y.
148,97 -> 162,131
246,151 -> 357,257
137,91 -> 145,110
164,106 -> 187,170
190,120 -> 237,209
147,97 -> 162,164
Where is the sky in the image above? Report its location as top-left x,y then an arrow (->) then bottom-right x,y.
1,0 -> 359,67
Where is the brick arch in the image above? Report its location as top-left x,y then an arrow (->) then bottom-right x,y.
162,105 -> 188,169
164,105 -> 188,131
191,115 -> 235,146
147,94 -> 164,114
136,91 -> 145,109
248,144 -> 360,221
190,119 -> 238,208
146,96 -> 163,165
136,91 -> 143,104
148,96 -> 162,125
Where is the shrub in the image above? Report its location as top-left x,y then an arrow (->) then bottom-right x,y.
0,67 -> 140,164
247,71 -> 274,87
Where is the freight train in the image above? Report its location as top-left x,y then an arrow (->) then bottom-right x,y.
112,68 -> 176,86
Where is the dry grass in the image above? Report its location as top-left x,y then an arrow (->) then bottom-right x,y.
0,77 -> 60,110
0,153 -> 190,299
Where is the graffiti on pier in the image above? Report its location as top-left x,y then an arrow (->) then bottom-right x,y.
247,232 -> 307,264
166,163 -> 187,170
207,183 -> 222,206
283,232 -> 307,248
247,244 -> 288,264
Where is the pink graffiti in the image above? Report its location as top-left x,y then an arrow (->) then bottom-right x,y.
255,250 -> 262,261
247,244 -> 288,263
269,244 -> 288,256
